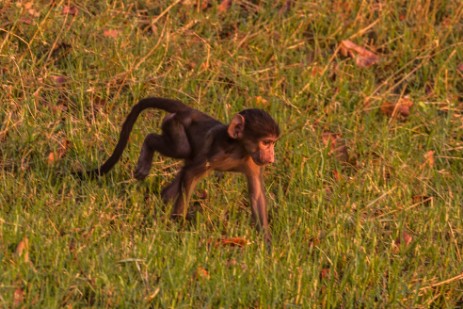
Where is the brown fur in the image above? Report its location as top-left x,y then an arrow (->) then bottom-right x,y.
79,97 -> 280,245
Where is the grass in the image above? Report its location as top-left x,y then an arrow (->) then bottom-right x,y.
1,0 -> 463,307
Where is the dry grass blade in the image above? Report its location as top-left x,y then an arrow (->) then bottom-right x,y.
420,272 -> 463,291
1,1 -> 462,306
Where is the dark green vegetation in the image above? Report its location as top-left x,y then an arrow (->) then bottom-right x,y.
1,0 -> 463,307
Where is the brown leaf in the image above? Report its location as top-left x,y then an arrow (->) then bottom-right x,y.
20,1 -> 40,17
15,237 -> 30,263
394,231 -> 413,250
340,40 -> 379,68
422,150 -> 435,169
23,2 -> 33,9
196,266 -> 209,279
310,65 -> 323,77
457,63 -> 463,73
62,5 -> 78,16
255,96 -> 268,106
397,97 -> 414,116
103,29 -> 121,38
201,0 -> 210,10
332,169 -> 341,181
51,75 -> 67,85
402,231 -> 413,246
13,288 -> 25,307
321,131 -> 339,149
19,17 -> 33,24
220,237 -> 250,247
28,8 -> 40,17
380,97 -> 414,120
47,139 -> 70,165
218,0 -> 232,12
47,152 -> 56,165
320,267 -> 330,280
380,101 -> 395,116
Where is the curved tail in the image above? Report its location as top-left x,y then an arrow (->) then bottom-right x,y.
81,97 -> 190,178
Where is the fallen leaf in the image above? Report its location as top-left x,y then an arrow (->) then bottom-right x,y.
103,29 -> 121,39
320,267 -> 330,280
393,231 -> 413,251
457,63 -> 463,73
340,40 -> 379,68
255,96 -> 268,106
13,288 -> 25,307
29,8 -> 40,17
220,237 -> 250,247
201,0 -> 210,9
62,5 -> 78,16
51,75 -> 66,85
321,131 -> 339,149
196,266 -> 209,279
15,237 -> 30,263
422,150 -> 435,169
380,97 -> 414,120
218,0 -> 232,12
19,1 -> 40,17
23,2 -> 33,9
47,139 -> 70,165
47,152 -> 56,165
26,4 -> 40,17
19,17 -> 33,24
402,231 -> 413,246
380,102 -> 395,116
332,169 -> 341,181
310,65 -> 323,77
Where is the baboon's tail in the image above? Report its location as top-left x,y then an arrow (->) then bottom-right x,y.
79,97 -> 190,178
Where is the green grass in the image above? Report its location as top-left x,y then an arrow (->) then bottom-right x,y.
1,0 -> 463,307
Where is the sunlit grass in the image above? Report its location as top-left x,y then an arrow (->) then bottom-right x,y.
1,0 -> 462,307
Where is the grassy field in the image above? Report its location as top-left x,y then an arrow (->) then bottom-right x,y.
1,0 -> 463,307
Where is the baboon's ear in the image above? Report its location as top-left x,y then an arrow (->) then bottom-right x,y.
227,114 -> 245,139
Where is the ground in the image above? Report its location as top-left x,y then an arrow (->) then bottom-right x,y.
1,0 -> 462,307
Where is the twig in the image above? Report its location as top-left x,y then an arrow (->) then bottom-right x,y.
151,0 -> 182,26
